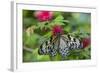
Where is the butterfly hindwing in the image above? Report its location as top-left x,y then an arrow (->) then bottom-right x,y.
38,41 -> 48,55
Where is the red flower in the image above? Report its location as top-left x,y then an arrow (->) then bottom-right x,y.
34,11 -> 53,22
82,38 -> 91,48
52,25 -> 63,36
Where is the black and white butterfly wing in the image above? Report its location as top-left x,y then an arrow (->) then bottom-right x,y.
38,36 -> 58,57
38,41 -> 48,55
61,34 -> 82,50
38,34 -> 82,58
48,37 -> 58,57
58,37 -> 70,57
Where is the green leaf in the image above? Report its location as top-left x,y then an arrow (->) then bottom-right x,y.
49,21 -> 65,26
37,22 -> 49,30
49,15 -> 69,26
43,32 -> 52,37
54,15 -> 64,21
61,20 -> 69,23
64,26 -> 71,32
23,18 -> 37,28
24,33 -> 40,48
54,12 -> 62,17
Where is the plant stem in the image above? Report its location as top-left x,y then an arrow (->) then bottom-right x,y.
23,46 -> 33,53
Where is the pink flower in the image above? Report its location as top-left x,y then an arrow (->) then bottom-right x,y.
82,38 -> 90,48
52,25 -> 63,36
34,11 -> 53,22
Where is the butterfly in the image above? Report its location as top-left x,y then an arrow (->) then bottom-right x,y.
38,33 -> 83,58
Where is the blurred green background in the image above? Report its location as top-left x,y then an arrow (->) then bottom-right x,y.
23,10 -> 91,62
